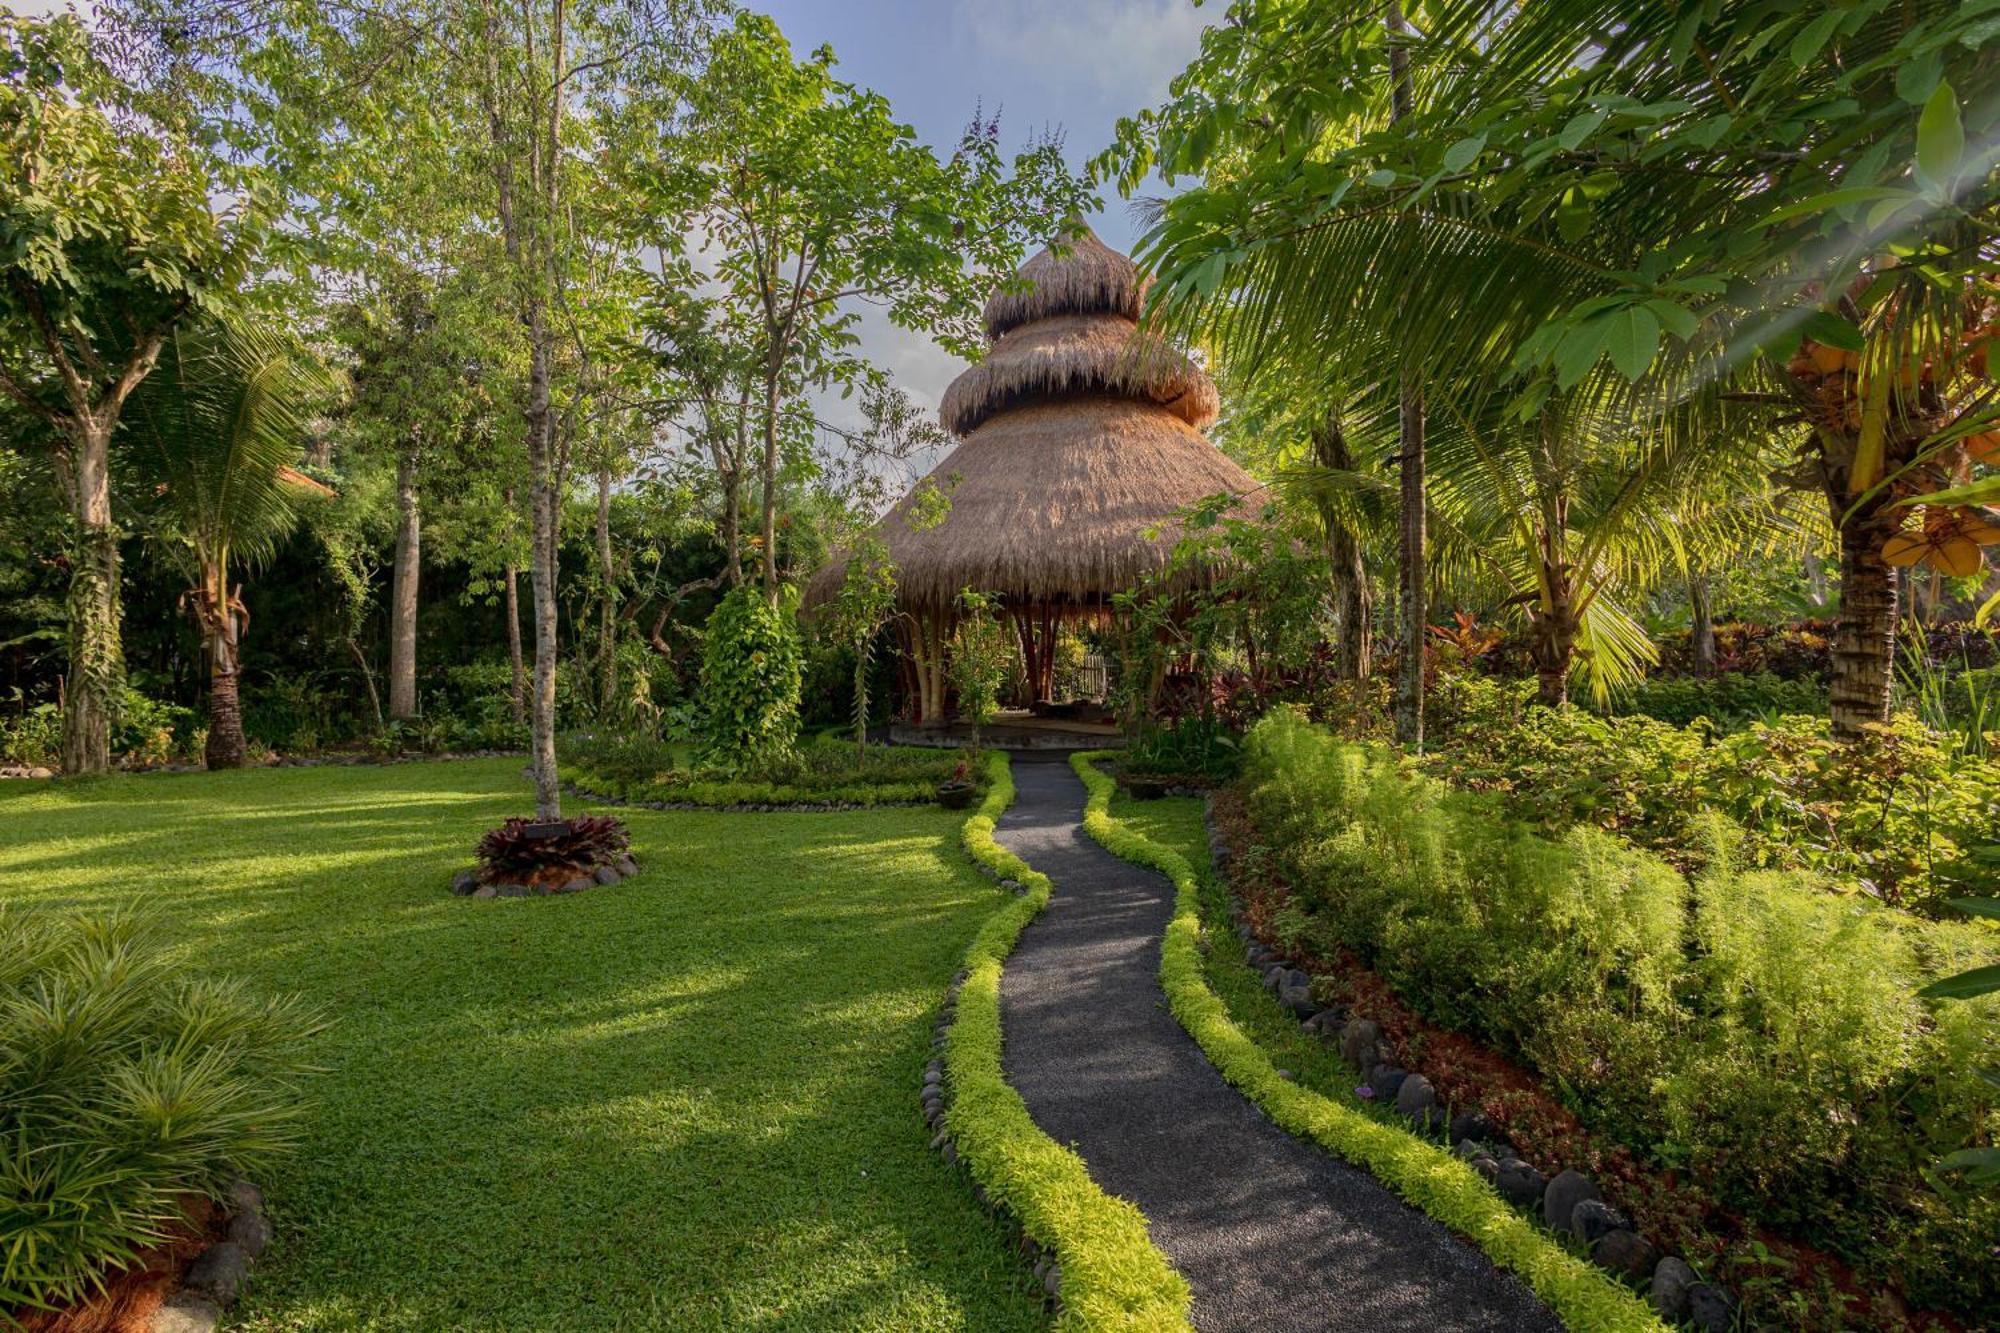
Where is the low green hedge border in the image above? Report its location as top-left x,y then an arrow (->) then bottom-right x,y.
947,751 -> 1193,1331
1069,750 -> 1667,1333
562,767 -> 939,809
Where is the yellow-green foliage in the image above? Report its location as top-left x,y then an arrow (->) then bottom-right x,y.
1236,710 -> 2000,1317
947,751 -> 1193,1331
1069,750 -> 1667,1333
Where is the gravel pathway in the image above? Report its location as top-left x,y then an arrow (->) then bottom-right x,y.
995,756 -> 1562,1333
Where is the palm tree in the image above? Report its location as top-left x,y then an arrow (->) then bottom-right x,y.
1116,0 -> 1999,738
123,320 -> 326,769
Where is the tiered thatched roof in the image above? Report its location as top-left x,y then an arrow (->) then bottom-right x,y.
807,222 -> 1253,612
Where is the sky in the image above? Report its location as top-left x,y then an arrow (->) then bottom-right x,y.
11,0 -> 1215,434
755,0 -> 1214,426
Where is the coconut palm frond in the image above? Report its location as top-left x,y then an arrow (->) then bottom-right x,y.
125,320 -> 328,576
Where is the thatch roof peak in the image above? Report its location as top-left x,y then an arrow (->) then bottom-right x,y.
941,312 -> 1219,436
982,222 -> 1150,338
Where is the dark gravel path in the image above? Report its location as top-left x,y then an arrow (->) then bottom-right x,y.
995,756 -> 1561,1333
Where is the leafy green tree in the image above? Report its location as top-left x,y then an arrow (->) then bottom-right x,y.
0,15 -> 264,773
679,13 -> 1091,602
123,320 -> 326,768
697,583 -> 802,769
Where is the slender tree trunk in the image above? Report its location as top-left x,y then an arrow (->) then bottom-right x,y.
1394,383 -> 1426,745
346,636 -> 384,730
526,340 -> 561,819
760,356 -> 782,602
1690,570 -> 1717,674
1829,501 -> 1898,740
1312,414 -> 1372,680
595,464 -> 616,714
62,417 -> 122,774
505,558 -> 525,725
387,435 -> 421,720
203,571 -> 248,770
1387,2 -> 1424,748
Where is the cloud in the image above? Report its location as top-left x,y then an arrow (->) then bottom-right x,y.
950,0 -> 1209,126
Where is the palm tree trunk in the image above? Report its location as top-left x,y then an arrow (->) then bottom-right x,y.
1690,570 -> 1717,674
1394,382 -> 1426,745
1830,505 -> 1897,740
1387,2 -> 1424,748
62,417 -> 122,775
1335,537 -> 1371,681
1310,413 -> 1371,680
387,435 -> 420,719
203,570 -> 248,769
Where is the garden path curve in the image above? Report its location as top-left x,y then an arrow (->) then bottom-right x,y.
994,755 -> 1562,1333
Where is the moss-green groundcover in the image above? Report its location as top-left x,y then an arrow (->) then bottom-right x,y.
0,759 -> 1044,1331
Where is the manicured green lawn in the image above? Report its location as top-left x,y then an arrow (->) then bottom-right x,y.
0,760 -> 1046,1331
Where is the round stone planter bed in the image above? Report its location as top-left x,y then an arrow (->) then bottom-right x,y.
450,853 -> 640,899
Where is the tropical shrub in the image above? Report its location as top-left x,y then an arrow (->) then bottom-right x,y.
696,586 -> 802,769
1121,714 -> 1242,783
0,907 -> 321,1315
1432,675 -> 2000,913
1,688 -> 199,769
1609,671 -> 1825,729
1239,709 -> 1999,1318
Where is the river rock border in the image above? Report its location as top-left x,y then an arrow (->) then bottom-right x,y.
920,971 -> 1065,1315
450,853 -> 640,898
1202,796 -> 1742,1333
143,1179 -> 271,1333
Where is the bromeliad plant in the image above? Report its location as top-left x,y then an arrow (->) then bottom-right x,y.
475,815 -> 630,888
0,905 -> 322,1317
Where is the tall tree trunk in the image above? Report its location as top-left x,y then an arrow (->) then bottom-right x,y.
1529,585 -> 1578,708
760,355 -> 782,603
595,464 -> 617,713
387,435 -> 421,720
1829,501 -> 1898,740
1312,413 -> 1371,680
1394,382 -> 1426,746
1690,570 -> 1717,674
526,340 -> 561,819
203,570 -> 248,770
1387,2 -> 1424,748
505,557 -> 525,725
62,417 -> 121,775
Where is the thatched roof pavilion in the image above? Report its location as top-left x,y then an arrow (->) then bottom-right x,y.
807,223 -> 1257,721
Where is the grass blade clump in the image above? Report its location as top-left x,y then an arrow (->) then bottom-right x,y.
0,905 -> 322,1316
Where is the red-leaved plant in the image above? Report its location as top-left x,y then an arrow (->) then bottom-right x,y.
476,815 -> 630,885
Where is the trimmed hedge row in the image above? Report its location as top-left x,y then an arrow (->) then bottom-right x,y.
946,751 -> 1193,1331
558,734 -> 978,809
1070,750 -> 1667,1333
